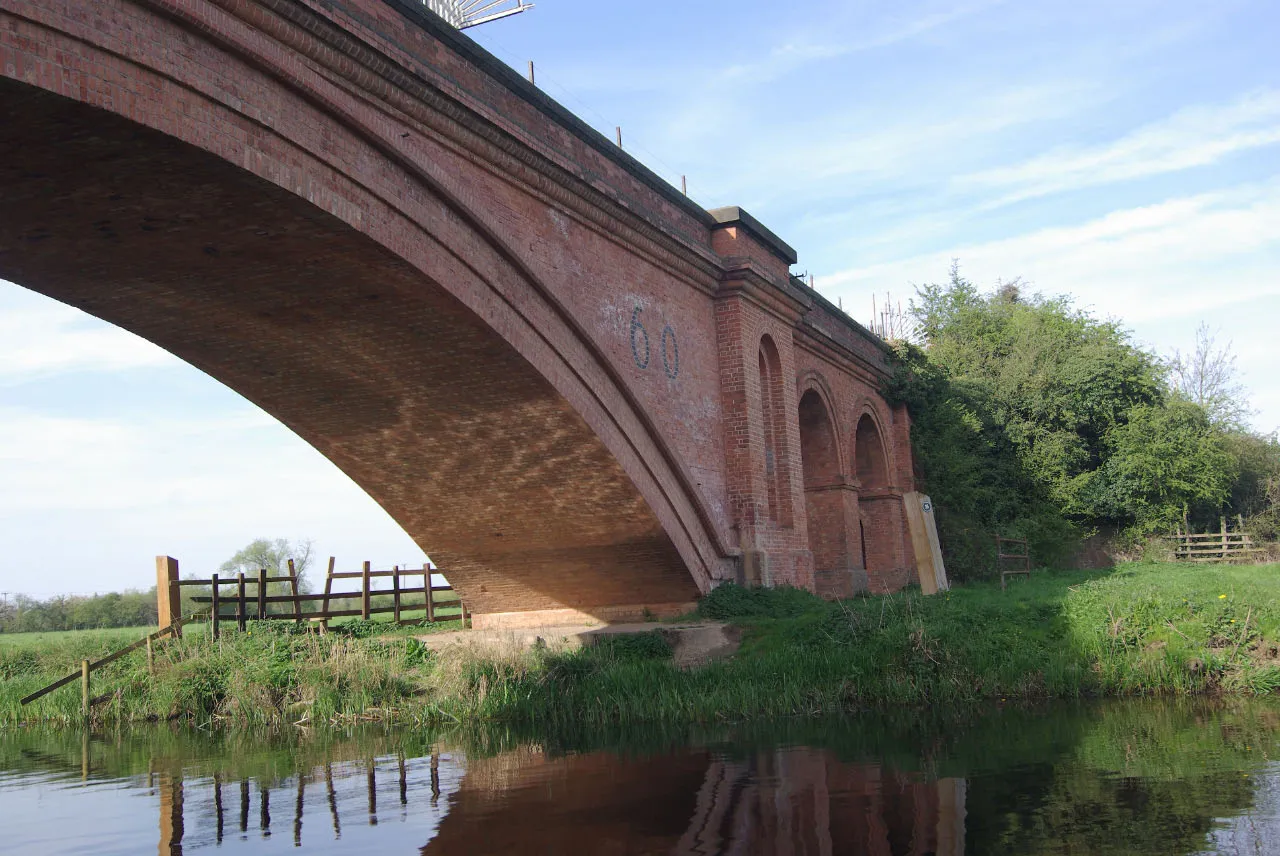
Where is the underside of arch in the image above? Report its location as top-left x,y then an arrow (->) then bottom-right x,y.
0,75 -> 702,621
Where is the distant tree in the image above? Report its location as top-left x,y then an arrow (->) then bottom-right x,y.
1168,323 -> 1253,428
0,589 -> 157,633
219,538 -> 315,593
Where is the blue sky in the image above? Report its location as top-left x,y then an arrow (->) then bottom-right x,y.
2,0 -> 1278,597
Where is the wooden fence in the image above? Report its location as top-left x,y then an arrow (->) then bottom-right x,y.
177,559 -> 468,638
22,556 -> 468,712
995,536 -> 1031,590
1174,516 -> 1263,563
18,615 -> 196,710
142,753 -> 445,851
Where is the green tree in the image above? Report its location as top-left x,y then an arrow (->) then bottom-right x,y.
890,264 -> 1259,574
912,263 -> 1165,521
219,538 -> 315,594
1083,401 -> 1237,535
1223,430 -> 1280,539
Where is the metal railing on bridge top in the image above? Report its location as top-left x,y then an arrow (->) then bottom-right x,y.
422,0 -> 533,29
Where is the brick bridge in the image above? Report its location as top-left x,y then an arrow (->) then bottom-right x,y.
0,0 -> 919,627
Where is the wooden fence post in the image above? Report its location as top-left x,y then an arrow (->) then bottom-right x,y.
80,659 -> 90,718
287,559 -> 302,621
211,574 -> 220,640
393,566 -> 401,624
237,572 -> 247,633
320,557 -> 335,632
257,569 -> 267,620
361,561 -> 371,621
146,635 -> 155,675
155,556 -> 182,639
425,564 -> 435,623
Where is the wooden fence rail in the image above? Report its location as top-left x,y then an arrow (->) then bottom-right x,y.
178,559 -> 468,637
20,614 -> 198,709
1174,516 -> 1263,563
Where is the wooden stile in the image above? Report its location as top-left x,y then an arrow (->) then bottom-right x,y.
996,536 -> 1031,590
1172,518 -> 1261,562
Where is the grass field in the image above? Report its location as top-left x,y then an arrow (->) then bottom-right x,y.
0,626 -> 159,649
2,562 -> 1278,728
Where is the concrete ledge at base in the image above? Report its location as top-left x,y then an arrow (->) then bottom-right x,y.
469,602 -> 696,630
413,620 -> 741,669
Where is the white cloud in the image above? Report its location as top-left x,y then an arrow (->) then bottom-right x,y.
822,180 -> 1280,430
0,300 -> 176,381
719,0 -> 1007,85
957,89 -> 1280,206
0,404 -> 426,594
825,180 -> 1280,317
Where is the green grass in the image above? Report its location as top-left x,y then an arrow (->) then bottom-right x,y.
0,626 -> 160,649
3,562 -> 1279,728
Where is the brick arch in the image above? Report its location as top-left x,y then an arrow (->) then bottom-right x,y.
0,0 -> 732,622
852,404 -> 908,591
853,406 -> 892,490
797,382 -> 860,598
795,371 -> 847,478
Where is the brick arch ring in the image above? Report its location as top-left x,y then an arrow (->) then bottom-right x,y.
0,0 -> 735,621
852,401 -> 896,488
795,369 -> 849,478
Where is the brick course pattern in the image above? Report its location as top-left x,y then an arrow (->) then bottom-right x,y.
0,0 -> 919,625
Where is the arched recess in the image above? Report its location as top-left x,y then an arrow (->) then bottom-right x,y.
854,410 -> 898,586
855,412 -> 891,490
798,386 -> 857,597
757,335 -> 792,527
0,0 -> 728,621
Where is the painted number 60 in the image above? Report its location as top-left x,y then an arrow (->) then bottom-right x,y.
630,306 -> 679,379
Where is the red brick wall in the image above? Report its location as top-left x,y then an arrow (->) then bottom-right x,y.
0,0 -> 919,619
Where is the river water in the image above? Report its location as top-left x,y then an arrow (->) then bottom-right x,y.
2,698 -> 1278,854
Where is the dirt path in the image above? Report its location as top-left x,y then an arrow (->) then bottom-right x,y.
409,621 -> 740,668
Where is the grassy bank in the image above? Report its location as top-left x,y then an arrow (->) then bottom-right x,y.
3,562 -> 1279,727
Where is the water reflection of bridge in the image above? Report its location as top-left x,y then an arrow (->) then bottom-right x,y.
144,745 -> 964,854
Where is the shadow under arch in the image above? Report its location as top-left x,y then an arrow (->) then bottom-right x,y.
0,11 -> 720,620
